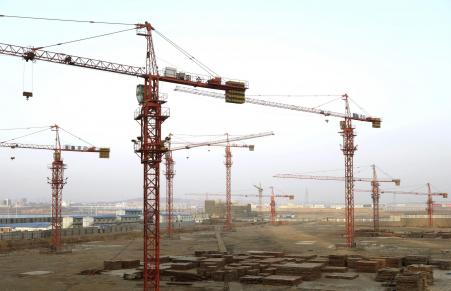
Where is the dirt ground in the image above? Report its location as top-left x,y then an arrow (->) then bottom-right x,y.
1,222 -> 450,290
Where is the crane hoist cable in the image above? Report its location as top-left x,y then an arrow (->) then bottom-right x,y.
59,127 -> 94,147
2,14 -> 223,79
0,127 -> 50,144
33,27 -> 137,50
0,126 -> 49,131
0,14 -> 135,26
153,29 -> 219,77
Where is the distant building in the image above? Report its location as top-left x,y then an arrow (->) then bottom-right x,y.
204,200 -> 255,219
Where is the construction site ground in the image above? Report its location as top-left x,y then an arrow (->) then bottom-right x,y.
1,222 -> 451,291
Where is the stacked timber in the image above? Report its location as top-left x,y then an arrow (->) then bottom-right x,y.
262,275 -> 302,286
406,264 -> 433,285
328,255 -> 347,267
275,262 -> 322,280
375,268 -> 401,282
395,271 -> 428,291
403,255 -> 429,266
354,260 -> 381,273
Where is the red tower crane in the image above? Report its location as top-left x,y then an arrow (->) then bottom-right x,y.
174,87 -> 381,247
356,183 -> 448,227
0,125 -> 109,250
274,165 -> 400,232
0,20 -> 247,290
163,132 -> 272,237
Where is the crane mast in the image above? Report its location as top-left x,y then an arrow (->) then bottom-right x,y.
174,87 -> 382,247
164,132 -> 272,237
371,164 -> 380,232
270,187 -> 276,225
49,125 -> 65,251
0,125 -> 108,251
274,165 -> 400,234
356,184 -> 448,228
253,183 -> 264,214
224,140 -> 233,231
0,21 -> 248,290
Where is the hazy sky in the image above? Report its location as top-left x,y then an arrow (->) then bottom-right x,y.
0,1 -> 450,206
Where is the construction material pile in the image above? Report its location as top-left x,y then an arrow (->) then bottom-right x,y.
406,264 -> 433,285
328,254 -> 347,267
346,255 -> 365,268
395,271 -> 428,291
262,275 -> 302,286
275,262 -> 322,280
382,256 -> 403,268
403,255 -> 429,265
375,267 -> 401,282
354,260 -> 382,273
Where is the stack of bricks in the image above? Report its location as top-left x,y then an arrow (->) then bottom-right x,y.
395,271 -> 428,291
346,255 -> 365,269
328,254 -> 347,267
354,260 -> 381,273
275,262 -> 322,281
197,258 -> 225,278
321,266 -> 348,273
382,256 -> 403,268
406,264 -> 433,285
375,268 -> 401,282
309,256 -> 329,267
262,275 -> 302,286
403,255 -> 429,266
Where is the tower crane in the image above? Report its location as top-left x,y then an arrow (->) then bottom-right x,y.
253,183 -> 264,213
0,18 -> 247,290
163,132 -> 273,237
0,125 -> 109,250
356,183 -> 448,227
185,191 -> 294,224
175,86 -> 381,247
274,165 -> 400,232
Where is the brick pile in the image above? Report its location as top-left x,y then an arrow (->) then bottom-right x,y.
382,256 -> 403,268
262,275 -> 302,286
346,255 -> 365,268
403,255 -> 429,266
406,264 -> 433,285
328,254 -> 347,267
375,267 -> 401,282
275,262 -> 322,281
395,271 -> 428,291
321,266 -> 348,273
354,260 -> 381,273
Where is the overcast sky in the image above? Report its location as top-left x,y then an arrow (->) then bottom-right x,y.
0,0 -> 450,206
